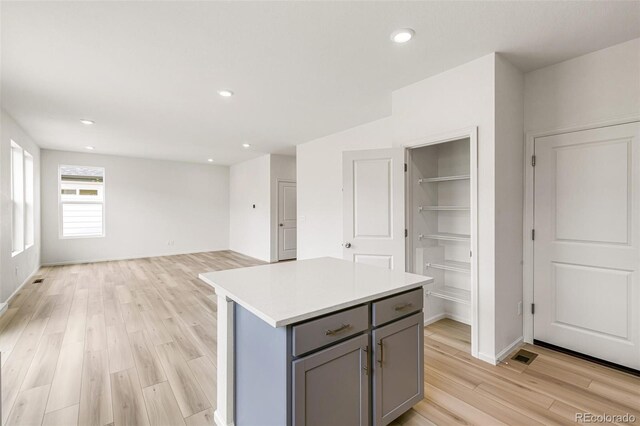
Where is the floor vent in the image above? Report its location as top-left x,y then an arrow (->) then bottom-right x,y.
33,278 -> 44,284
511,349 -> 538,365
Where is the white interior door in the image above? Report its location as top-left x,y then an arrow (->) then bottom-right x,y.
278,181 -> 297,260
534,122 -> 640,369
343,148 -> 405,270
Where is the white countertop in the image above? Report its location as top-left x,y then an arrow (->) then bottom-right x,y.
199,257 -> 432,327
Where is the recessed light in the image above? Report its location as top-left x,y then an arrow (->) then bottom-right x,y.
85,146 -> 95,150
207,158 -> 214,162
218,89 -> 234,97
390,28 -> 415,43
242,143 -> 251,148
80,119 -> 95,125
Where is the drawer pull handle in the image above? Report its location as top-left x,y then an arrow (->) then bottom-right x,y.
325,323 -> 351,336
394,302 -> 413,311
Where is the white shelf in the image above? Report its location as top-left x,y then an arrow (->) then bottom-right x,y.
425,260 -> 471,273
427,286 -> 471,305
419,175 -> 470,183
418,232 -> 470,242
419,206 -> 470,212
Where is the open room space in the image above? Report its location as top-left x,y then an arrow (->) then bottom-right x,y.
1,1 -> 639,425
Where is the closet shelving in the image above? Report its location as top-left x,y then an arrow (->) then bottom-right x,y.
418,206 -> 470,211
418,232 -> 470,242
409,137 -> 475,326
418,174 -> 470,183
425,260 -> 470,274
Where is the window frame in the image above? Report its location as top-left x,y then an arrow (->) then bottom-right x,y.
58,164 -> 106,239
10,140 -> 25,256
24,151 -> 35,249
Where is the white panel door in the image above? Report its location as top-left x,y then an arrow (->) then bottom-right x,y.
343,149 -> 405,270
278,181 -> 297,260
534,122 -> 640,369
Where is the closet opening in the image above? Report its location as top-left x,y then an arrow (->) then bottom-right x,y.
406,135 -> 478,357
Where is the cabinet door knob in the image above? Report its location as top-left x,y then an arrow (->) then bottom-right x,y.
279,223 -> 284,227
344,242 -> 352,248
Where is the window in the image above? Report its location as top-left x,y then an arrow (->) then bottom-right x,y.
11,141 -> 24,255
59,165 -> 105,238
25,152 -> 35,247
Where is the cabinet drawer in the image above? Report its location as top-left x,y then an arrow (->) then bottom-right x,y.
372,288 -> 422,327
292,305 -> 368,357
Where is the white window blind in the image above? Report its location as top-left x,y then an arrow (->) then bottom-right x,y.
59,165 -> 105,238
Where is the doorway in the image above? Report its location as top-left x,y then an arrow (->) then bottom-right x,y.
529,121 -> 640,370
278,180 -> 297,261
341,128 -> 478,358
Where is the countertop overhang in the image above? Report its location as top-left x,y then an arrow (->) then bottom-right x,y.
199,257 -> 432,327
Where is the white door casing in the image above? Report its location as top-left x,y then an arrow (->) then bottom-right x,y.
533,122 -> 640,369
278,181 -> 297,261
343,149 -> 405,270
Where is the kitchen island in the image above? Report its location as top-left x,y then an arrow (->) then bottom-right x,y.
199,257 -> 432,426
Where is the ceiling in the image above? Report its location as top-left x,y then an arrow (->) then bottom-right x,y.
2,1 -> 639,165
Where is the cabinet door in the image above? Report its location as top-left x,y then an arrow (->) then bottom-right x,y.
293,334 -> 369,426
372,312 -> 424,426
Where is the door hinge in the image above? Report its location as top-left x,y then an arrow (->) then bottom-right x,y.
531,229 -> 535,240
531,155 -> 536,167
404,163 -> 407,172
531,303 -> 535,315
405,229 -> 408,238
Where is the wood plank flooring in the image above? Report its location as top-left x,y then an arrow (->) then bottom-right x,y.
1,251 -> 638,425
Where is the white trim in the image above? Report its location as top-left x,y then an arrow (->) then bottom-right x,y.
496,336 -> 524,362
41,248 -> 229,266
402,126 -> 479,359
214,294 -> 235,426
522,115 -> 640,345
423,312 -> 446,326
478,336 -> 523,366
0,264 -> 41,315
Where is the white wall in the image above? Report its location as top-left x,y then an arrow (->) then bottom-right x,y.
1,110 -> 41,304
269,154 -> 296,262
525,38 -> 640,133
296,117 -> 393,260
41,150 -> 229,264
229,155 -> 271,262
391,54 -> 498,361
494,55 -> 525,355
296,53 -> 528,362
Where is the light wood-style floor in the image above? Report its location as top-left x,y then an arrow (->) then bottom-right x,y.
1,251 -> 638,426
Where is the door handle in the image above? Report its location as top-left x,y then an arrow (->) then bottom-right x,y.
377,341 -> 384,366
344,242 -> 352,248
362,345 -> 369,375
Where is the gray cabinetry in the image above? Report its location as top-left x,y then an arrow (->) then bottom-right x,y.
372,312 -> 424,426
293,334 -> 369,426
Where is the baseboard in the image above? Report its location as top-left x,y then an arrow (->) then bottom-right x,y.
478,336 -> 524,366
41,248 -> 230,266
423,312 -> 471,326
477,352 -> 498,366
423,312 -> 446,326
496,336 -> 524,362
0,264 -> 41,315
